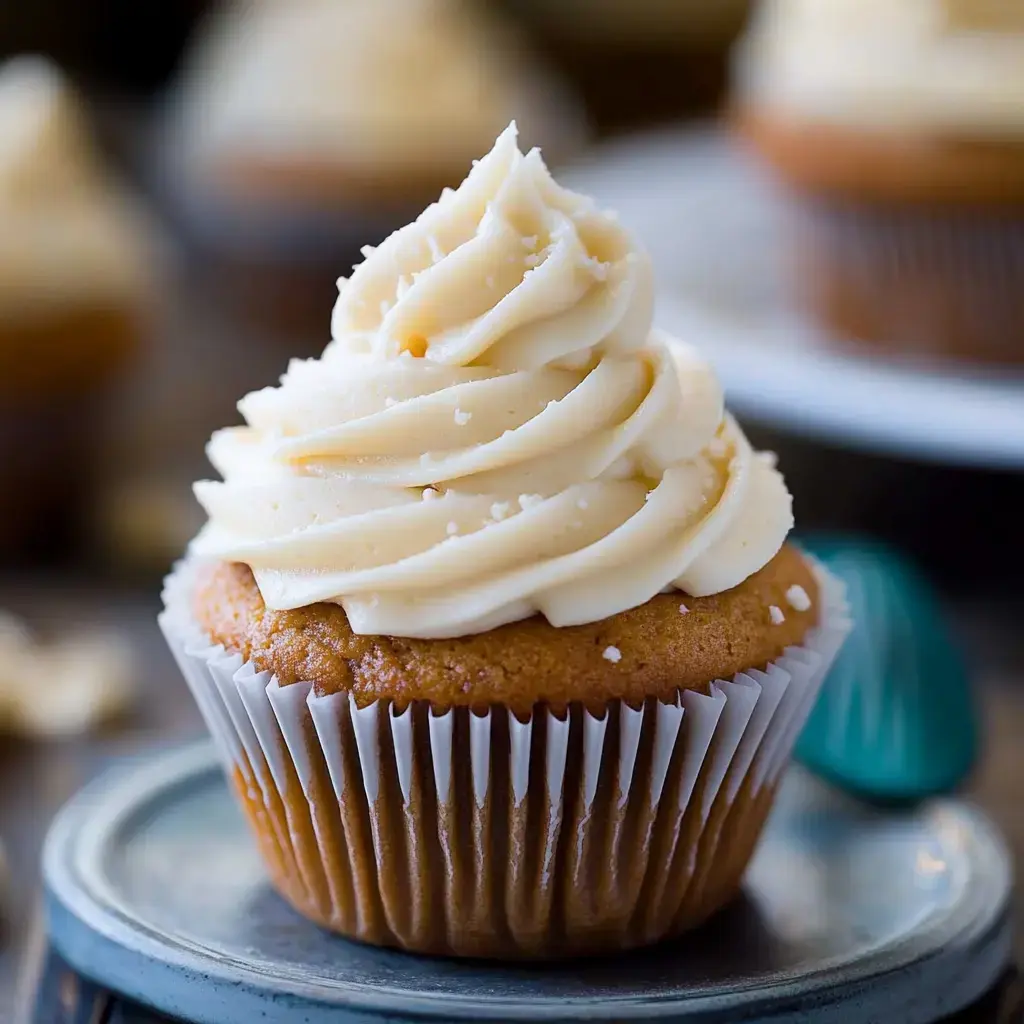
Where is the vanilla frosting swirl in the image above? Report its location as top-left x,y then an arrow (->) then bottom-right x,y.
735,0 -> 1024,135
193,125 -> 793,638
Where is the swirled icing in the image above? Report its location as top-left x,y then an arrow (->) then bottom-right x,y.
734,0 -> 1024,135
193,124 -> 793,638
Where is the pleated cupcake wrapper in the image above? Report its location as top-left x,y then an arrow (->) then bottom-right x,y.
159,558 -> 850,958
791,202 -> 1024,362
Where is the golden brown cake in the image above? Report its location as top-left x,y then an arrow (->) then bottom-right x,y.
0,56 -> 156,559
732,0 -> 1024,365
194,546 -> 818,717
160,124 -> 849,958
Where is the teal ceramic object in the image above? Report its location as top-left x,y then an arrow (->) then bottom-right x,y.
796,536 -> 978,801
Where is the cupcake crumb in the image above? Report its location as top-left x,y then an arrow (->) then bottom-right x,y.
679,603 -> 689,615
518,493 -> 543,510
785,585 -> 812,611
422,487 -> 439,501
602,645 -> 622,664
490,501 -> 511,521
769,605 -> 786,625
454,408 -> 472,426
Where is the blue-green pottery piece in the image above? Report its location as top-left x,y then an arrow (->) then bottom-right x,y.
797,536 -> 978,802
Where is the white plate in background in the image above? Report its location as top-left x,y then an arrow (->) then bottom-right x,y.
565,129 -> 1024,471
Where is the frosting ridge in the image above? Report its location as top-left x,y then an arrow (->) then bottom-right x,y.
194,124 -> 793,638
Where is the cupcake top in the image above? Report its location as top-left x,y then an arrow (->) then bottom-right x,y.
193,124 -> 794,639
0,56 -> 154,317
734,0 -> 1024,135
173,0 -> 585,193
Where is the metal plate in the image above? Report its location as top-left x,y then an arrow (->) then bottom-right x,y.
45,742 -> 1012,1023
563,129 -> 1024,472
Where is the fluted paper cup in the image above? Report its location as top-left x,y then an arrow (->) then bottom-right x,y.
159,557 -> 849,959
792,201 -> 1024,365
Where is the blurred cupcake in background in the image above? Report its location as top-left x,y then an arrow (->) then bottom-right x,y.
162,0 -> 588,341
0,56 -> 158,562
733,0 -> 1024,366
509,0 -> 751,132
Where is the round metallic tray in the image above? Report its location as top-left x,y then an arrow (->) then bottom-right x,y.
45,741 -> 1012,1023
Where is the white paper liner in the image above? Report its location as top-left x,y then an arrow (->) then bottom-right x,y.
791,203 -> 1024,364
159,556 -> 850,958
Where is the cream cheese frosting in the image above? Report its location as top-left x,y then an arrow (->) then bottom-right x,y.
734,0 -> 1024,135
193,124 -> 793,639
0,56 -> 154,317
175,0 -> 584,180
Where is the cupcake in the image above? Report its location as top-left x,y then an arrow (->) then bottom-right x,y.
163,0 -> 587,341
160,124 -> 850,959
733,0 -> 1024,365
0,56 -> 156,560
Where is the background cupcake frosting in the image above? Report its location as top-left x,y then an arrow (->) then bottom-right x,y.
192,125 -> 793,638
735,0 -> 1024,133
172,0 -> 584,188
0,56 -> 153,316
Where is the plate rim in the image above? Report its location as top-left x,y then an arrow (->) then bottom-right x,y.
44,741 -> 1014,1022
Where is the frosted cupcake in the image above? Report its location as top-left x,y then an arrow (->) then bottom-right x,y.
160,124 -> 849,958
733,0 -> 1024,365
163,0 -> 587,338
0,56 -> 156,559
